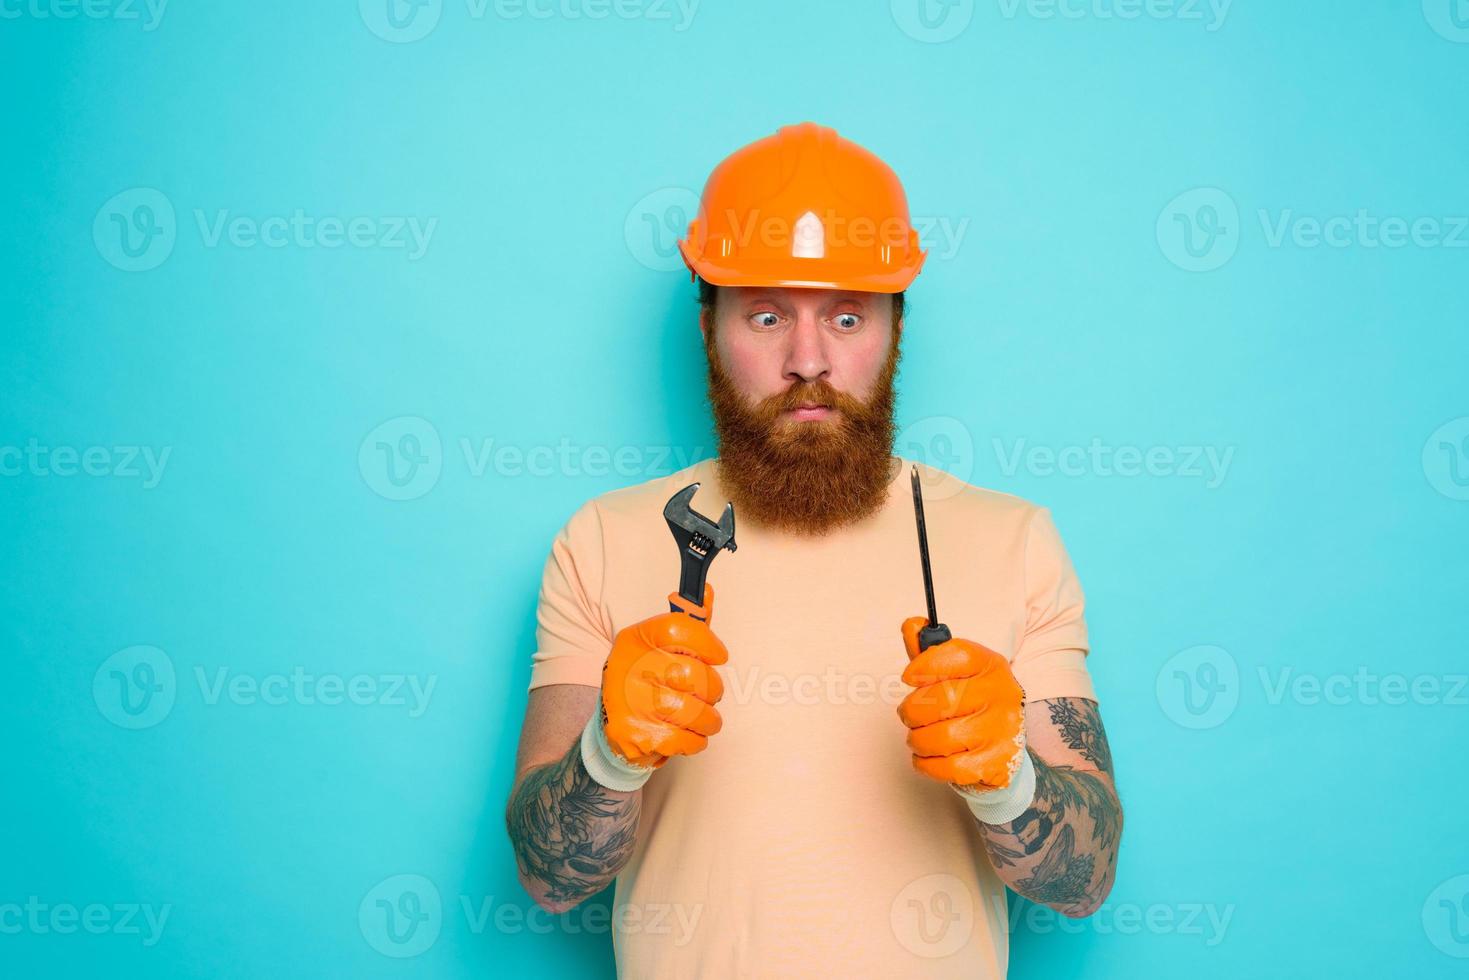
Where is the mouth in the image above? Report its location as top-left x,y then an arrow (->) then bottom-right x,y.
784,403 -> 835,421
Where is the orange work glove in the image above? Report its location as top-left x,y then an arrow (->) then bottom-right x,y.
579,585 -> 728,791
897,617 -> 1027,791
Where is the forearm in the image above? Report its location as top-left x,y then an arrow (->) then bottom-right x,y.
505,735 -> 641,913
974,750 -> 1122,917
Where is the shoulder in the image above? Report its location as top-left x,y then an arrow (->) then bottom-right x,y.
904,456 -> 1046,525
901,457 -> 1076,566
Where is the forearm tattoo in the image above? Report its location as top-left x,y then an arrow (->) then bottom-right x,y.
506,739 -> 641,907
978,699 -> 1121,914
1044,698 -> 1114,775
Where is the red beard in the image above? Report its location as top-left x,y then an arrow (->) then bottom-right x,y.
704,328 -> 902,536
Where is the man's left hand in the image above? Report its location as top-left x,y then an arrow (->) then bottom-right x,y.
897,617 -> 1027,791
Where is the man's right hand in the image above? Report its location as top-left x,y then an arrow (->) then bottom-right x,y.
581,584 -> 728,789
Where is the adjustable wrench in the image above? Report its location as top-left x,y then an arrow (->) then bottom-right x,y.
663,483 -> 737,621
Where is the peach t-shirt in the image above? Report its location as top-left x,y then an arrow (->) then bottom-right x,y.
528,455 -> 1096,979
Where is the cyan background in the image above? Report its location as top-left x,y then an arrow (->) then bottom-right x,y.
3,1 -> 1466,976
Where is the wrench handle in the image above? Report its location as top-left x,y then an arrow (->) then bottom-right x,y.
677,548 -> 711,612
668,589 -> 710,622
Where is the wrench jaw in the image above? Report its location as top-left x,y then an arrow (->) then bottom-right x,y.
715,502 -> 736,551
663,483 -> 737,617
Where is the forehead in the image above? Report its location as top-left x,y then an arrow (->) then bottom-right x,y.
717,286 -> 889,310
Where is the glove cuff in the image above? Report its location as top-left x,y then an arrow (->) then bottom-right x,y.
952,749 -> 1037,825
579,707 -> 656,792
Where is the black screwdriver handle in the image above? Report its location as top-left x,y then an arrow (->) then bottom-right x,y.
917,622 -> 952,652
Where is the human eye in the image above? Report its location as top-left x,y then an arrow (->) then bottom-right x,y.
748,311 -> 782,329
832,312 -> 862,331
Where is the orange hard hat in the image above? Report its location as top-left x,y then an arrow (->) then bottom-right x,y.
678,122 -> 927,294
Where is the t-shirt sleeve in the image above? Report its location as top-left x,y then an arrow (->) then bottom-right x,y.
1010,506 -> 1098,704
527,500 -> 615,692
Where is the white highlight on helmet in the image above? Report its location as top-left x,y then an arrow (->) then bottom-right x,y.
792,210 -> 825,259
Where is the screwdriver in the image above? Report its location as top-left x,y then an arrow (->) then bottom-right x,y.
910,465 -> 953,652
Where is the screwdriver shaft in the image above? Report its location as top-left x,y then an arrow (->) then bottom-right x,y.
911,466 -> 939,626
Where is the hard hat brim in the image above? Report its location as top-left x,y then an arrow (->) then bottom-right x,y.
682,250 -> 925,295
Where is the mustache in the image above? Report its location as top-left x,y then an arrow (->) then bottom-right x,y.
753,379 -> 864,420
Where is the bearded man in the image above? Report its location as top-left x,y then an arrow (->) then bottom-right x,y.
505,122 -> 1123,980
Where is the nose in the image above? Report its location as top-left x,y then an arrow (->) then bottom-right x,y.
781,307 -> 831,386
